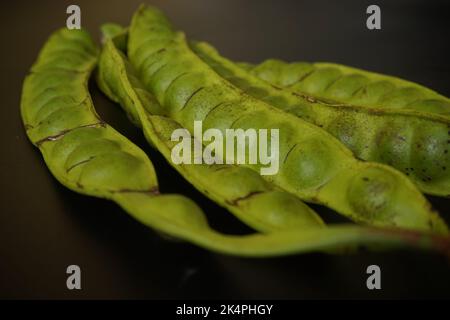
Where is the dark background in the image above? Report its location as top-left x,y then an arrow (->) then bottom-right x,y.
0,0 -> 449,299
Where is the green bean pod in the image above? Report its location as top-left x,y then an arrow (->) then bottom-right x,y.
192,42 -> 450,198
241,59 -> 450,117
97,25 -> 325,233
128,5 -> 448,233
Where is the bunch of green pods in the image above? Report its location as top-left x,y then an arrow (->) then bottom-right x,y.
20,5 -> 450,257
126,6 -> 447,233
192,43 -> 450,198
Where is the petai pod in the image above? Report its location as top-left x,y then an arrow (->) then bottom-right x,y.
241,59 -> 450,117
127,5 -> 448,233
21,27 -> 436,258
97,24 -> 325,233
192,42 -> 450,197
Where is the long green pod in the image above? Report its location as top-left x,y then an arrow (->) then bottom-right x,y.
97,26 -> 325,233
192,42 -> 450,197
241,59 -> 450,117
128,5 -> 447,234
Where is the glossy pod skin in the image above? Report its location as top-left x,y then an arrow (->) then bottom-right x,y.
22,29 -> 161,200
97,26 -> 325,233
127,6 -> 447,234
240,59 -> 450,117
193,43 -> 450,197
23,28 -> 450,257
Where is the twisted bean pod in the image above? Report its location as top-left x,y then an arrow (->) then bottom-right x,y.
127,6 -> 447,233
240,59 -> 450,117
192,43 -> 450,197
97,25 -> 325,233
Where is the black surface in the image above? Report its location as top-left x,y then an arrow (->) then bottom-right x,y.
0,0 -> 449,299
